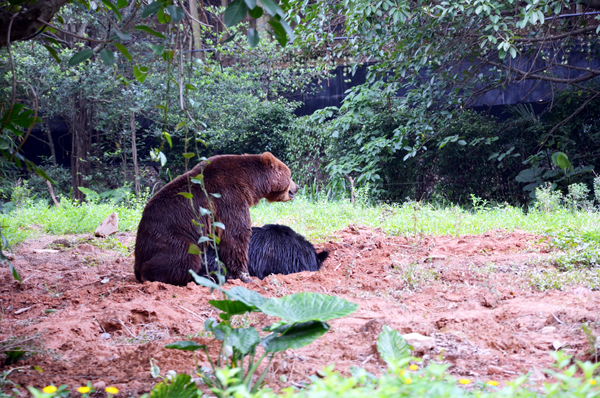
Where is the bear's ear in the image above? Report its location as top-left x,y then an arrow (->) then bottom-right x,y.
260,152 -> 276,167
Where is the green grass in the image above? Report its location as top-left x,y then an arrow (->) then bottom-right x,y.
1,198 -> 144,246
250,197 -> 600,242
3,196 -> 600,247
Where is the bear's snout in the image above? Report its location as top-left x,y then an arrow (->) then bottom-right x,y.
288,180 -> 299,200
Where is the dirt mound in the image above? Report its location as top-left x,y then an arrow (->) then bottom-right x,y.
1,227 -> 598,395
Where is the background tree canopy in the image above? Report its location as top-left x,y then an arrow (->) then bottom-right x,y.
1,0 -> 600,206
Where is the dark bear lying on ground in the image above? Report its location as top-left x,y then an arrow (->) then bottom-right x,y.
200,224 -> 329,281
134,153 -> 299,286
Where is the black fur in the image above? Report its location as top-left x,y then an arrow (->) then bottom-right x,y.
248,224 -> 329,279
199,224 -> 328,281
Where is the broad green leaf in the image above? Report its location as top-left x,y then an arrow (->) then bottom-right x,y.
213,222 -> 225,230
114,29 -> 132,41
32,165 -> 55,184
191,271 -> 225,290
224,0 -> 248,27
227,327 -> 260,354
227,286 -> 266,308
163,132 -> 173,148
262,321 -> 328,352
116,0 -> 127,8
243,0 -> 256,9
209,300 -> 254,317
182,152 -> 194,158
78,186 -> 99,198
9,262 -> 21,283
1,103 -> 25,124
101,0 -> 121,20
68,49 -> 94,66
191,273 -> 266,307
268,18 -> 293,46
188,244 -> 200,255
43,45 -> 61,63
178,192 -> 193,199
135,25 -> 166,38
248,28 -> 260,47
150,44 -> 165,55
222,33 -> 237,44
259,292 -> 358,322
100,49 -> 115,66
376,325 -> 412,367
210,193 -> 221,198
260,0 -> 283,17
142,1 -> 162,18
0,137 -> 9,150
149,373 -> 197,398
166,5 -> 185,22
114,43 -> 131,61
165,341 -> 205,351
551,152 -> 572,171
133,65 -> 148,83
158,6 -> 169,23
206,319 -> 231,340
248,6 -> 263,19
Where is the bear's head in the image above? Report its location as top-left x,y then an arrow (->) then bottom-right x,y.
260,152 -> 299,203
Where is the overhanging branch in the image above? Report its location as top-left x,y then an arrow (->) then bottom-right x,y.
0,0 -> 68,48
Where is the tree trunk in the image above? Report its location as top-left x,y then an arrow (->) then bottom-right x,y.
120,127 -> 127,185
189,0 -> 203,56
44,119 -> 57,166
131,111 -> 140,196
70,91 -> 92,201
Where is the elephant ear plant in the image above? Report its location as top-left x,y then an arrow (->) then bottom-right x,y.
163,272 -> 358,395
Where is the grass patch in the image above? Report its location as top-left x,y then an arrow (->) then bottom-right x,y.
250,197 -> 600,242
1,197 -> 145,246
3,195 -> 600,246
527,267 -> 600,291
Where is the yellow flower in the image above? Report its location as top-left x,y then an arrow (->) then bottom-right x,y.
487,380 -> 499,386
399,369 -> 406,376
105,387 -> 119,395
78,386 -> 91,394
43,386 -> 57,394
589,379 -> 597,386
409,364 -> 419,371
405,378 -> 412,384
459,379 -> 471,385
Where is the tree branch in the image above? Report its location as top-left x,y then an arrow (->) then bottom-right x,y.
0,0 -> 68,48
514,25 -> 599,43
486,59 -> 600,84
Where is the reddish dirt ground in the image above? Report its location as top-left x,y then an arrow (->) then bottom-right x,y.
1,225 -> 599,396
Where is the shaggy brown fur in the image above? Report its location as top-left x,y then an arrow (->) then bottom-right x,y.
134,152 -> 298,286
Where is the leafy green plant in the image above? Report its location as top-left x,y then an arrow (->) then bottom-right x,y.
547,232 -> 600,271
251,326 -> 600,398
535,183 -> 563,213
164,273 -> 358,396
376,325 -> 412,367
393,263 -> 439,291
77,186 -> 131,204
566,183 -> 593,212
581,323 -> 599,364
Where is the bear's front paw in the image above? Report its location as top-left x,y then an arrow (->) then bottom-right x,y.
240,272 -> 253,283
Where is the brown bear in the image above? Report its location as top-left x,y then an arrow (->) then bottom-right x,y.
134,152 -> 299,286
